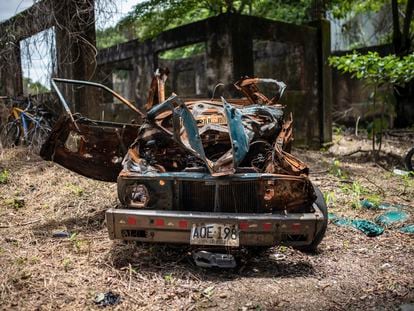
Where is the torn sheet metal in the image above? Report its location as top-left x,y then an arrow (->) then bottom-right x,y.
124,72 -> 304,178
40,115 -> 139,182
234,77 -> 286,105
145,68 -> 169,111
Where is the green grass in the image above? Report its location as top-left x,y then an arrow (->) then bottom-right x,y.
0,169 -> 9,184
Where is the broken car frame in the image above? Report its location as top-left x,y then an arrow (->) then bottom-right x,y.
41,71 -> 328,253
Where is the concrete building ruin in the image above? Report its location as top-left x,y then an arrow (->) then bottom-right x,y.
0,0 -> 332,147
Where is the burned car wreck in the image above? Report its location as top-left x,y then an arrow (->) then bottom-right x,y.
41,70 -> 328,256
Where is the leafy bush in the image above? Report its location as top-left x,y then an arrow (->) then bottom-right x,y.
329,52 -> 414,85
329,52 -> 414,156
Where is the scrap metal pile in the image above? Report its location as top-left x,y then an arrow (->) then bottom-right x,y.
123,69 -> 309,177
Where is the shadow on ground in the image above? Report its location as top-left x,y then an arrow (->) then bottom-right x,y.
107,242 -> 316,280
31,209 -> 107,236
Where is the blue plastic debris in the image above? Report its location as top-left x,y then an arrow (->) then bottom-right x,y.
329,214 -> 384,237
328,213 -> 337,220
377,203 -> 408,210
360,199 -> 378,209
399,224 -> 414,234
360,201 -> 409,210
375,210 -> 409,226
334,218 -> 352,226
350,220 -> 384,237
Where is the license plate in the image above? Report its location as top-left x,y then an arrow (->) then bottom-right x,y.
190,223 -> 239,247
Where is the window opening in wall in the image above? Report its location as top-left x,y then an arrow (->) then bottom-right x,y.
20,27 -> 56,95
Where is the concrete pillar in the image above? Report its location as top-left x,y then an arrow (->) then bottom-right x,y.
204,14 -> 254,97
54,0 -> 97,117
205,15 -> 234,96
230,14 -> 254,82
309,18 -> 332,144
0,44 -> 23,96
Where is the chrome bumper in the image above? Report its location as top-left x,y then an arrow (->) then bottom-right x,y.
106,204 -> 325,247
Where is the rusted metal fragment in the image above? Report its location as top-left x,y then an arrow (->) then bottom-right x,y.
145,68 -> 169,111
40,115 -> 139,182
234,77 -> 286,105
41,78 -> 145,181
51,78 -> 145,119
264,114 -> 308,176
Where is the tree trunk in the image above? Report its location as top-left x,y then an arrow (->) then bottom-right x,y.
402,0 -> 414,53
391,0 -> 402,54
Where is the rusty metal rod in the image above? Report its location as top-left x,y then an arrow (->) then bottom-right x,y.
51,78 -> 80,132
52,78 -> 145,118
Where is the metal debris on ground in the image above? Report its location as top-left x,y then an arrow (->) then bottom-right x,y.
94,291 -> 121,307
392,168 -> 411,176
52,231 -> 70,238
193,250 -> 237,268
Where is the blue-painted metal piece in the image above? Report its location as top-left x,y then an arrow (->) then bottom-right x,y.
175,99 -> 210,168
222,98 -> 250,168
148,96 -> 213,172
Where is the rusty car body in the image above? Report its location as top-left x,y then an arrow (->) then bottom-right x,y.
41,70 -> 327,252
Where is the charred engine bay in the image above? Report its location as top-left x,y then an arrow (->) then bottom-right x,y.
124,74 -> 309,177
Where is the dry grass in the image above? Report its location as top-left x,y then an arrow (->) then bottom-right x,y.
0,133 -> 413,310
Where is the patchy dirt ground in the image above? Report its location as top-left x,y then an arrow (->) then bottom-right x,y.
0,132 -> 413,311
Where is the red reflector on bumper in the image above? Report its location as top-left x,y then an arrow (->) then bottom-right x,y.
127,216 -> 137,225
292,223 -> 301,231
239,222 -> 249,230
179,220 -> 188,228
263,223 -> 272,230
155,219 -> 165,227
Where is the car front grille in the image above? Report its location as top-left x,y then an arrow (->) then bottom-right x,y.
181,181 -> 261,213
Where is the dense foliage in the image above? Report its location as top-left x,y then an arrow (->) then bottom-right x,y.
96,0 -> 413,57
329,52 -> 414,85
96,0 -> 315,48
